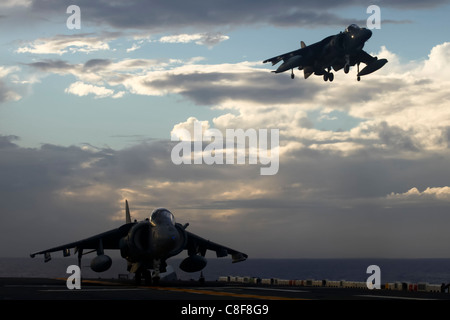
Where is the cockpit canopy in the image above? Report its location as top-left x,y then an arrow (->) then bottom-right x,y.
150,208 -> 175,225
345,24 -> 360,33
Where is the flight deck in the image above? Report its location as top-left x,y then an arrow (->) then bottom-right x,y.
2,277 -> 449,300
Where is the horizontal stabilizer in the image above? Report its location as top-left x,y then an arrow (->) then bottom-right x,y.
358,58 -> 388,76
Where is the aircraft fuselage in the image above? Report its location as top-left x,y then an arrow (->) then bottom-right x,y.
264,24 -> 386,81
119,208 -> 187,270
275,26 -> 372,74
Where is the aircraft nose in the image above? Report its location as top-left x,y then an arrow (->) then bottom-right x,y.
165,226 -> 180,250
152,225 -> 180,256
169,229 -> 179,245
365,28 -> 372,40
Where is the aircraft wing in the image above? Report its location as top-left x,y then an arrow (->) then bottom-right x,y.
354,50 -> 388,76
263,35 -> 333,67
30,223 -> 135,259
185,231 -> 248,263
355,50 -> 377,65
263,48 -> 303,66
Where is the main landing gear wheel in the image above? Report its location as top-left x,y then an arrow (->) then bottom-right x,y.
323,72 -> 334,82
291,69 -> 295,79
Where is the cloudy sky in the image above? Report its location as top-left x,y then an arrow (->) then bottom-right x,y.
1,0 -> 450,261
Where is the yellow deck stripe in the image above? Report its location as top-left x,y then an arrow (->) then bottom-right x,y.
150,286 -> 309,300
57,278 -> 309,300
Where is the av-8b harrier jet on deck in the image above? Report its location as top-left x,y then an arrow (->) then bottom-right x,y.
31,201 -> 247,284
263,24 -> 388,81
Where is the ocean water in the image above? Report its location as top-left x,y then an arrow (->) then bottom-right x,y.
2,257 -> 450,285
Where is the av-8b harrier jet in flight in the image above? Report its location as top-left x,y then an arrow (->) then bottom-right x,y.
263,24 -> 388,81
31,201 -> 247,284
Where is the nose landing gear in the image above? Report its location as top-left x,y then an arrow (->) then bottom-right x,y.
357,63 -> 361,81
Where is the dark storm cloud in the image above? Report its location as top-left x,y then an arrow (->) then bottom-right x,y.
144,70 -> 322,106
267,11 -> 365,29
376,121 -> 419,152
26,60 -> 74,72
441,126 -> 450,148
0,139 -> 157,256
24,0 -> 445,31
373,0 -> 449,9
0,135 -> 19,148
2,132 -> 450,258
83,59 -> 112,71
0,136 -> 246,257
30,0 -> 349,30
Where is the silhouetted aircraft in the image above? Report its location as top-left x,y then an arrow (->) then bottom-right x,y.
263,24 -> 388,81
31,200 -> 247,284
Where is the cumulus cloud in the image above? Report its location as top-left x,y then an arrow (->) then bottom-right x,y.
27,58 -> 166,98
24,41 -> 450,156
16,34 -> 113,55
0,81 -> 21,103
0,66 -> 22,103
171,117 -> 211,141
159,32 -> 229,47
126,42 -> 143,53
65,81 -> 124,99
387,186 -> 450,202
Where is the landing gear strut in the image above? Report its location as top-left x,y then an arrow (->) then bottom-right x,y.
135,269 -> 152,285
134,259 -> 162,286
344,55 -> 350,74
344,64 -> 350,74
290,69 -> 295,79
357,63 -> 361,81
152,259 -> 161,285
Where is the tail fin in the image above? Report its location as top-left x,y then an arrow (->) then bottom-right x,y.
301,41 -> 306,48
125,200 -> 132,224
